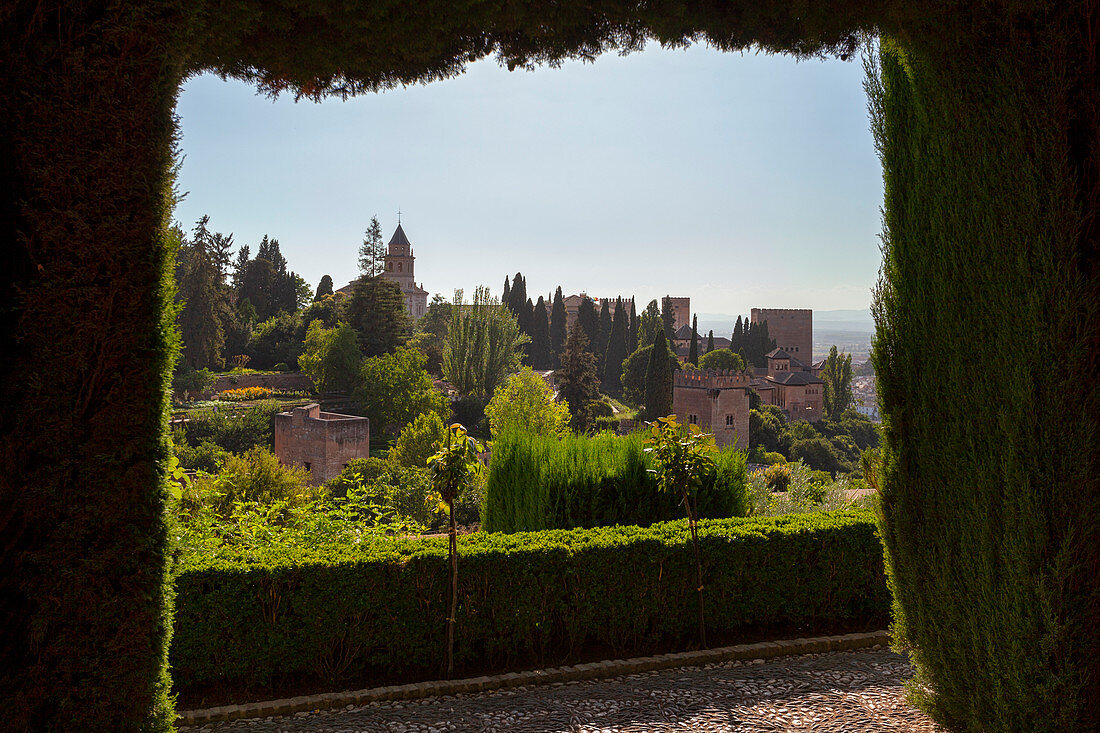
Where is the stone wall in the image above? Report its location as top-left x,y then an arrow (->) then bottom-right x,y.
751,308 -> 813,364
672,370 -> 751,449
274,404 -> 370,485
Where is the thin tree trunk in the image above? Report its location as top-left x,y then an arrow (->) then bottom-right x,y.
446,496 -> 458,678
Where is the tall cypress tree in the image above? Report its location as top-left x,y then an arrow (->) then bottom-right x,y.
661,295 -> 676,341
502,275 -> 510,305
645,329 -> 674,420
706,329 -> 714,354
595,298 -> 612,374
577,296 -> 599,353
628,297 -> 638,350
603,298 -> 628,394
550,286 -> 567,368
688,314 -> 699,365
531,295 -> 551,369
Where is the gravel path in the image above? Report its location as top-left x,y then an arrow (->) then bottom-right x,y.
180,649 -> 941,732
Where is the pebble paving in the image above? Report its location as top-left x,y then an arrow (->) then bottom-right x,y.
180,649 -> 941,732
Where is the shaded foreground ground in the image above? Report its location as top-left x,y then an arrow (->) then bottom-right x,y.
180,648 -> 941,732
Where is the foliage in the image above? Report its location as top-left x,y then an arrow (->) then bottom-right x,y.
698,349 -> 745,371
482,430 -> 747,533
298,293 -> 339,331
644,329 -> 674,420
636,299 -> 662,350
747,461 -> 865,517
173,365 -> 216,399
442,287 -> 528,398
549,286 -> 567,367
173,439 -> 231,474
730,317 -> 776,369
819,345 -> 854,419
620,340 -> 679,405
762,463 -> 792,492
324,458 -> 448,530
389,411 -> 447,469
687,315 -> 699,365
246,311 -> 304,370
234,235 -> 309,322
409,294 -> 452,375
218,386 -> 273,402
298,320 -> 362,393
172,510 -> 887,698
528,295 -> 552,369
484,367 -> 570,438
344,275 -> 413,358
356,347 -> 449,434
173,401 -> 285,454
181,446 -> 319,520
603,298 -> 629,395
175,217 -> 233,370
555,322 -> 601,432
576,296 -> 599,351
314,274 -> 334,300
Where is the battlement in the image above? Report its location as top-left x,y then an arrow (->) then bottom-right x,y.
751,307 -> 812,315
673,369 -> 750,389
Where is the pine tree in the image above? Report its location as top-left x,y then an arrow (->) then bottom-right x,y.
531,295 -> 551,369
688,314 -> 699,365
603,298 -> 628,395
175,224 -> 227,370
557,322 -> 601,432
577,296 -> 599,353
358,216 -> 385,277
706,329 -> 714,354
550,286 -> 567,368
645,329 -> 674,420
595,298 -> 612,374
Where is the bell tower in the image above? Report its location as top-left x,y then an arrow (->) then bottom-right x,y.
384,223 -> 415,290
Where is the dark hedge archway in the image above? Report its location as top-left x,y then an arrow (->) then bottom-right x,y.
1,2 -> 1096,731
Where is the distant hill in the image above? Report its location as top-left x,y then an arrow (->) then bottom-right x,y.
694,309 -> 873,338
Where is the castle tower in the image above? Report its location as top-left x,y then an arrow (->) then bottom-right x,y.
751,308 -> 813,364
382,223 -> 428,319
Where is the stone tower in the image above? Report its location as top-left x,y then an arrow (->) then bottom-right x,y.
751,308 -> 813,365
382,223 -> 428,319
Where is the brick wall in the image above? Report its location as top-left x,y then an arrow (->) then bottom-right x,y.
672,370 -> 751,449
751,308 -> 813,364
274,404 -> 370,485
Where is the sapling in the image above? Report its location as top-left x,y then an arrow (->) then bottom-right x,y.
426,423 -> 482,678
645,415 -> 716,647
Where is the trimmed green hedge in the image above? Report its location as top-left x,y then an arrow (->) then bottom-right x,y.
172,510 -> 887,695
483,430 -> 749,532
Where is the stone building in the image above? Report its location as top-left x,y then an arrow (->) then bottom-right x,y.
382,222 -> 429,319
671,369 -> 752,449
663,296 -> 691,332
751,307 -> 812,364
274,403 -> 370,485
750,348 -> 825,422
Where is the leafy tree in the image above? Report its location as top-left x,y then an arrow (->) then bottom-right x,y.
246,312 -> 303,369
529,295 -> 552,369
357,347 -> 449,434
298,293 -> 338,332
688,314 -> 699,365
298,320 -> 362,392
576,296 -> 599,352
603,298 -> 629,395
644,329 -> 674,420
358,216 -> 385,277
620,340 -> 679,405
484,367 -> 570,438
698,349 -> 745,371
595,298 -> 612,373
820,345 -> 854,419
172,365 -> 215,401
556,322 -> 601,432
637,299 -> 662,350
549,287 -> 567,367
427,424 -> 483,678
645,416 -> 716,646
408,294 -> 451,375
706,329 -> 714,354
442,287 -> 528,398
314,274 -> 334,300
389,411 -> 447,468
344,275 -> 412,357
235,236 -> 309,321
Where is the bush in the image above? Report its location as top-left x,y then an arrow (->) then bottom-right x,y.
482,430 -> 748,532
323,458 -> 459,530
763,463 -> 791,492
763,451 -> 786,465
174,401 -> 284,453
218,386 -> 273,402
273,362 -> 289,372
184,447 -> 318,519
389,412 -> 447,469
173,439 -> 231,474
171,510 -> 888,697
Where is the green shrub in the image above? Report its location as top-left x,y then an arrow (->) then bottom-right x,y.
171,510 -> 887,696
173,439 -> 230,474
389,411 -> 447,469
173,401 -> 283,453
184,447 -> 318,519
482,430 -> 747,532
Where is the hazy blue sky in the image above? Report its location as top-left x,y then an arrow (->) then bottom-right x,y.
174,43 -> 883,317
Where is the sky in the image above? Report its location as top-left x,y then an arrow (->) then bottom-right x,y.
174,43 -> 884,319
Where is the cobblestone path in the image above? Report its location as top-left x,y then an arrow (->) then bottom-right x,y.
181,649 -> 941,732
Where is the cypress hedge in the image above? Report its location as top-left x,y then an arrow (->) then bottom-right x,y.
172,510 -> 888,697
482,430 -> 748,532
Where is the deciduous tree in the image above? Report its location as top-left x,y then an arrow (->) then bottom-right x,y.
442,287 -> 528,398
820,345 -> 853,419
484,367 -> 570,438
357,347 -> 448,434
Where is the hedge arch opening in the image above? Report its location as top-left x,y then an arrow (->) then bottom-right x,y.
1,4 -> 1097,731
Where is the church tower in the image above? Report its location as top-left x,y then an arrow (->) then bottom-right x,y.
382,222 -> 428,319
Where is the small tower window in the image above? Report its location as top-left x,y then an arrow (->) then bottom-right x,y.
725,415 -> 735,426
398,262 -> 402,272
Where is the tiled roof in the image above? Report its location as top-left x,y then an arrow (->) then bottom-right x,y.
766,348 -> 793,359
767,371 -> 824,386
673,324 -> 696,340
388,224 -> 411,248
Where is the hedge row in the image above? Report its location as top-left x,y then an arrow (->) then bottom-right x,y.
172,510 -> 887,696
482,430 -> 749,532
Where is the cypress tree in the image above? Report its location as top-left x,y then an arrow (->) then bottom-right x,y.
502,275 -> 510,305
688,315 -> 699,365
628,297 -> 638,350
645,329 -> 674,420
706,329 -> 714,354
661,296 -> 676,341
531,295 -> 551,369
603,298 -> 628,394
595,298 -> 612,374
550,286 -> 567,368
577,296 -> 599,353
557,322 -> 601,432
314,274 -> 334,300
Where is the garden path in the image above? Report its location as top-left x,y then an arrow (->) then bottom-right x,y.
180,648 -> 941,732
